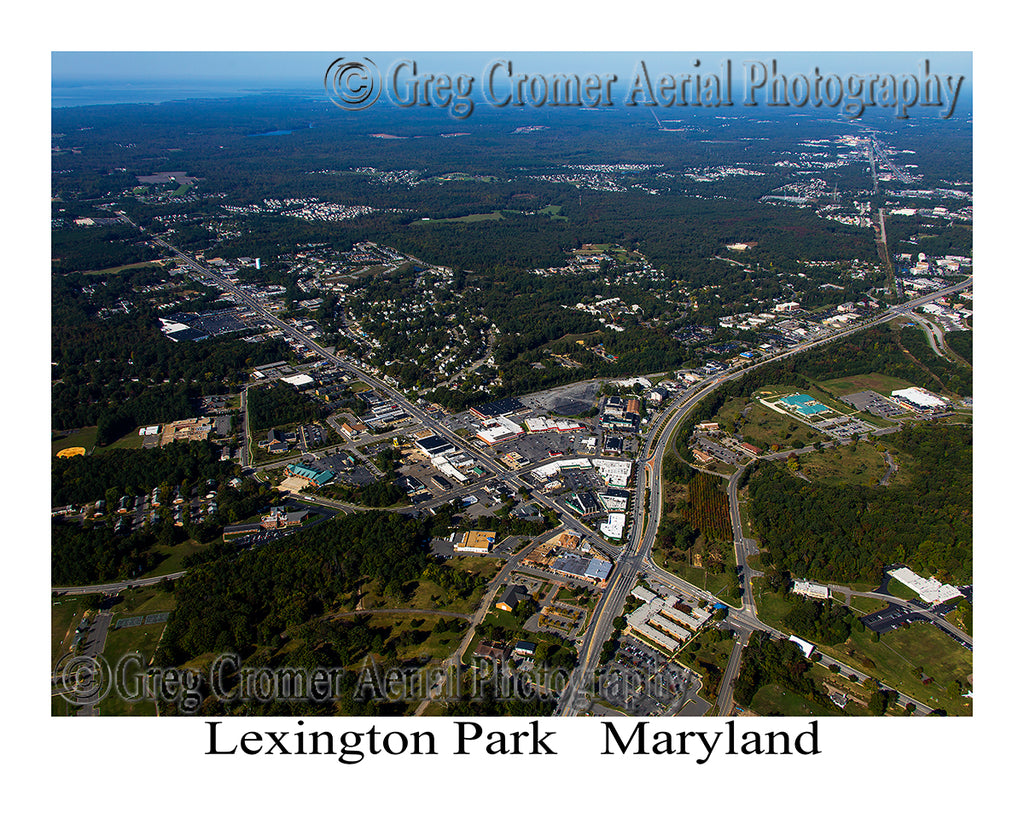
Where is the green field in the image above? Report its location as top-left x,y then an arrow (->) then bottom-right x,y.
52,426 -> 99,456
90,587 -> 177,716
683,628 -> 735,673
817,372 -> 914,397
144,538 -> 216,577
717,393 -> 828,452
358,564 -> 494,615
81,260 -> 165,277
750,578 -> 794,628
538,204 -> 567,221
362,612 -> 467,664
848,595 -> 890,615
749,682 -> 834,717
828,622 -> 972,715
418,211 -> 505,223
797,443 -> 886,486
52,597 -> 89,664
430,173 -> 498,183
885,577 -> 918,600
96,428 -> 147,452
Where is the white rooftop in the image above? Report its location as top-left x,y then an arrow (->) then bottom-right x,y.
891,387 -> 946,408
888,567 -> 961,604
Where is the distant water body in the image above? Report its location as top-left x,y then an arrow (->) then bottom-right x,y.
51,82 -> 315,107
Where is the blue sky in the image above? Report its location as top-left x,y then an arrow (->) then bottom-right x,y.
52,51 -> 971,87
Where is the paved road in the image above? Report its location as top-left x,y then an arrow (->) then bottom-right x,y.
559,271 -> 972,715
123,216 -> 972,717
715,626 -> 751,716
825,584 -> 973,647
53,572 -> 187,596
329,608 -> 471,621
413,529 -> 559,715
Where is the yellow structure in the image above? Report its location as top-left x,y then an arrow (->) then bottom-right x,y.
56,447 -> 86,458
454,530 -> 497,554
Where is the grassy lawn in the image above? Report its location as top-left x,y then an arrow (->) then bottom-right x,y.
52,597 -> 89,664
945,606 -> 972,636
481,608 -> 521,632
110,587 -> 177,617
797,443 -> 886,486
737,490 -> 757,539
358,571 -> 489,616
750,578 -> 794,629
143,539 -> 215,577
651,538 -> 741,607
684,628 -> 735,672
364,613 -> 467,663
418,211 -> 505,223
885,577 -> 918,600
826,623 -> 972,715
749,682 -> 834,717
81,260 -> 165,277
102,621 -> 168,668
52,426 -> 98,456
817,372 -> 914,397
448,554 -> 501,582
538,204 -> 567,221
96,429 -> 146,452
94,587 -> 177,716
848,595 -> 890,615
348,381 -> 372,393
735,398 -> 828,451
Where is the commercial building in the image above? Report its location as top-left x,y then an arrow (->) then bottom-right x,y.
792,580 -> 830,600
280,373 -> 315,387
788,635 -> 815,658
550,554 -> 613,583
523,416 -> 585,433
592,459 -> 633,488
285,463 -> 335,487
414,434 -> 456,458
890,387 -> 947,412
261,506 -> 312,529
600,512 -> 626,540
888,567 -> 961,604
474,642 -> 510,664
496,585 -> 528,612
475,415 -> 523,445
454,530 -> 497,554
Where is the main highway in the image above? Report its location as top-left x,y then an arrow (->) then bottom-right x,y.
555,274 -> 972,715
128,216 -> 970,718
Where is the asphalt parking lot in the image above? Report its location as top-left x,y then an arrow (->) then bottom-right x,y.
861,603 -> 928,633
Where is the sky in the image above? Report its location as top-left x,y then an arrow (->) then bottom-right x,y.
51,52 -> 972,115
52,51 -> 972,87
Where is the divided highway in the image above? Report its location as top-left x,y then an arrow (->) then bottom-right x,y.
121,216 -> 970,718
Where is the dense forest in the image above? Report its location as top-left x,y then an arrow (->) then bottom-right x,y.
51,440 -> 234,507
51,272 -> 288,438
747,423 -> 972,584
156,511 -> 430,665
246,382 -> 326,431
731,632 -> 840,714
52,519 -> 161,585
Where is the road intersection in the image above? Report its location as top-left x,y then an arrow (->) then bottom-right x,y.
103,217 -> 972,717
